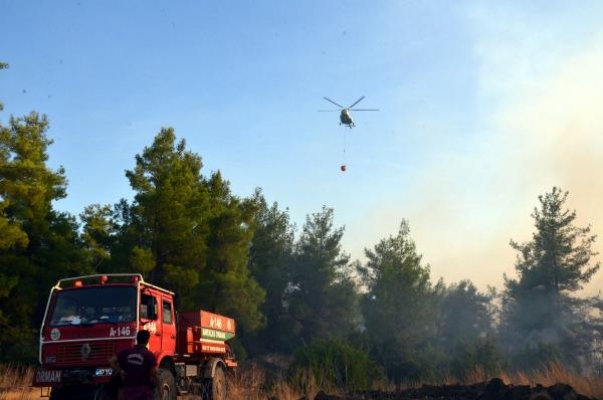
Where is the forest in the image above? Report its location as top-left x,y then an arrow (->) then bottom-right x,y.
1,71 -> 603,388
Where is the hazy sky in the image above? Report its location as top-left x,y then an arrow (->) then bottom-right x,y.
3,1 -> 603,295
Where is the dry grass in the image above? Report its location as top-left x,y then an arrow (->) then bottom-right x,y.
0,364 -> 38,400
226,363 -> 309,400
504,362 -> 603,399
2,362 -> 602,400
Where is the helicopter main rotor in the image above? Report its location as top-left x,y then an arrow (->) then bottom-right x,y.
321,96 -> 379,112
348,96 -> 366,109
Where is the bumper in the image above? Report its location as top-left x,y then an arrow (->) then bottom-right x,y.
32,367 -> 114,387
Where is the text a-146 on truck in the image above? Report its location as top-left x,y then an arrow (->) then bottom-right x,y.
32,273 -> 237,400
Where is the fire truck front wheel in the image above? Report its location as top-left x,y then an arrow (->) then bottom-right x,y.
49,387 -> 63,400
156,368 -> 176,400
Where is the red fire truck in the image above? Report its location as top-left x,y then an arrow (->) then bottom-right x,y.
32,273 -> 237,400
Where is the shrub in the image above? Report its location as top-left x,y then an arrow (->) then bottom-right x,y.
449,336 -> 506,381
288,339 -> 384,392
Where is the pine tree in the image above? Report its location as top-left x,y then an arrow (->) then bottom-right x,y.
123,128 -> 209,294
79,204 -> 117,269
359,220 -> 438,381
436,280 -> 501,378
122,128 -> 265,333
286,206 -> 358,347
0,112 -> 87,361
246,190 -> 296,353
437,280 -> 495,348
198,171 -> 266,332
500,187 -> 600,370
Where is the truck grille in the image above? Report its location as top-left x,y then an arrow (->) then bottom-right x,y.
57,342 -> 115,365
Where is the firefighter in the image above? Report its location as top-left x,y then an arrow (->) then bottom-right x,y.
109,330 -> 161,400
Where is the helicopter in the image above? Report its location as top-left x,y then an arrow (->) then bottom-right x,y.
319,96 -> 379,128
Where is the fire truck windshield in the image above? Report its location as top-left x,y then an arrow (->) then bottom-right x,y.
49,286 -> 137,326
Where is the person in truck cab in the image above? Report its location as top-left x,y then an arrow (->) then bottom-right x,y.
109,330 -> 161,400
54,301 -> 82,325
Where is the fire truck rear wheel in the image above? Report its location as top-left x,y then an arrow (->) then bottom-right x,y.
211,367 -> 226,400
157,368 -> 176,400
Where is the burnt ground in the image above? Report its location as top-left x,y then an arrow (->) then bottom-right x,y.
308,378 -> 594,400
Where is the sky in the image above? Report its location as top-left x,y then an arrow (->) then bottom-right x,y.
2,1 -> 603,295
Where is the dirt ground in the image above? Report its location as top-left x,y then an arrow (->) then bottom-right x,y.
2,380 -> 595,400
313,378 -> 594,400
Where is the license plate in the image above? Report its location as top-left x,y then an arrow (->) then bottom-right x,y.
95,368 -> 113,377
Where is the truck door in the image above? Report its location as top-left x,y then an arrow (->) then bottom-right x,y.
161,298 -> 176,355
140,291 -> 162,355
